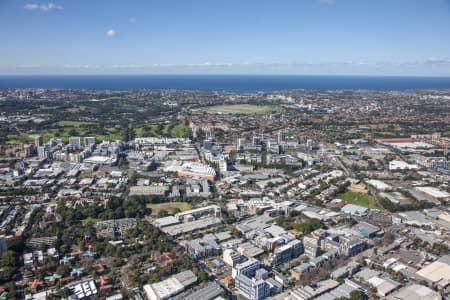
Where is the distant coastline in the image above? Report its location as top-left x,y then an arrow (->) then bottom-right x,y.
1,74 -> 450,93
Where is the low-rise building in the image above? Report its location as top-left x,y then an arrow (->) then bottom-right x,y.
387,284 -> 440,300
152,216 -> 180,228
175,205 -> 221,222
178,162 -> 216,181
185,235 -> 220,259
129,185 -> 170,196
341,204 -> 368,216
415,186 -> 450,202
367,276 -> 401,297
271,239 -> 303,266
354,222 -> 380,238
281,279 -> 340,300
143,270 -> 197,300
161,217 -> 222,237
330,262 -> 360,280
185,282 -> 223,300
416,255 -> 450,284
389,160 -> 418,170
304,242 -> 321,259
70,280 -> 98,299
94,218 -> 137,239
223,249 -> 245,267
367,179 -> 392,191
339,237 -> 366,257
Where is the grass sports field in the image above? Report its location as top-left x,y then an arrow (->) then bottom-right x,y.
194,104 -> 284,114
337,190 -> 378,208
6,120 -> 189,144
134,122 -> 189,138
147,202 -> 191,216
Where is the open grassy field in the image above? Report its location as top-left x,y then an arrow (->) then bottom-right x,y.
337,190 -> 378,208
56,120 -> 95,127
6,126 -> 124,144
6,133 -> 45,145
41,126 -> 123,143
39,105 -> 60,110
135,121 -> 189,138
194,104 -> 284,114
82,217 -> 101,226
171,121 -> 190,137
147,202 -> 191,216
5,119 -> 189,145
66,106 -> 87,113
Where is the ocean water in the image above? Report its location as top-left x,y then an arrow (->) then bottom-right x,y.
0,74 -> 450,93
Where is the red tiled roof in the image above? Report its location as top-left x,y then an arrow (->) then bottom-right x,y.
60,276 -> 75,282
100,284 -> 113,290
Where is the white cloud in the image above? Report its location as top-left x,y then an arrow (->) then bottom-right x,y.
106,29 -> 117,38
24,2 -> 63,12
128,17 -> 137,24
6,58 -> 450,76
425,57 -> 450,64
24,3 -> 39,10
318,0 -> 336,5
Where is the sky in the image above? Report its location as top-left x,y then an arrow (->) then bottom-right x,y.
1,0 -> 450,75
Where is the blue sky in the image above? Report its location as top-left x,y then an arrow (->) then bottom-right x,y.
1,0 -> 450,75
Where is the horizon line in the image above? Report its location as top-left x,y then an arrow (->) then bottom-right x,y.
1,73 -> 450,78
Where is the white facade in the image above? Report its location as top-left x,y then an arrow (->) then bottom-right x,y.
223,249 -> 242,267
389,160 -> 418,170
416,186 -> 450,200
237,138 -> 246,150
143,270 -> 197,300
367,179 -> 392,191
144,277 -> 184,300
